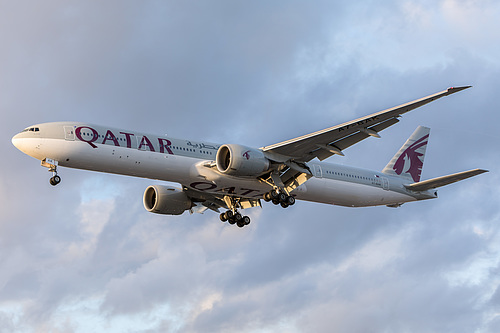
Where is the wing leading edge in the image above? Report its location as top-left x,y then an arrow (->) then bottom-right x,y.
262,86 -> 471,162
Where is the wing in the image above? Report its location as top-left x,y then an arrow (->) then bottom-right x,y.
262,86 -> 471,163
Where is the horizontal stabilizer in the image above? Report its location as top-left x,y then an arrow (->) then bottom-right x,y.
404,169 -> 488,192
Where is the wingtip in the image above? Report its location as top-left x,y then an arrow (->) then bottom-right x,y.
470,168 -> 489,176
447,85 -> 472,94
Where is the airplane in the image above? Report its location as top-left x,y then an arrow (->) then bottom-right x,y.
11,86 -> 488,228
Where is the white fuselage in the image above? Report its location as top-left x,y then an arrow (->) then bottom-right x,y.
12,122 -> 437,208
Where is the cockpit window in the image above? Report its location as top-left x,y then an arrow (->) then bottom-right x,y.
21,127 -> 40,132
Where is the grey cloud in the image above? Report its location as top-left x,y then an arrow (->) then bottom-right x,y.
2,1 -> 500,332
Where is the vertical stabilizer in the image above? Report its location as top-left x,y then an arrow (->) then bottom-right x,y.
382,126 -> 430,182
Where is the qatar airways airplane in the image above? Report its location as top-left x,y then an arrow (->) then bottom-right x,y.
12,86 -> 487,227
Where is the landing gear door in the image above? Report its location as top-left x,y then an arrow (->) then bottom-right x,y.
64,126 -> 75,140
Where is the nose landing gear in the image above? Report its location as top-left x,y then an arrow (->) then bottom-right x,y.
41,158 -> 61,186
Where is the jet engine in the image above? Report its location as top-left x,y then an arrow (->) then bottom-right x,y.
143,185 -> 192,215
216,144 -> 270,176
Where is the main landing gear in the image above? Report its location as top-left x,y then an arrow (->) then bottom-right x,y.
220,210 -> 251,228
263,189 -> 295,208
219,196 -> 251,228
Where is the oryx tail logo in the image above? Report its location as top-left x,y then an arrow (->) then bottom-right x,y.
393,134 -> 429,182
243,150 -> 251,160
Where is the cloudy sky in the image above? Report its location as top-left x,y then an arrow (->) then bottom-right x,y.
2,0 -> 500,332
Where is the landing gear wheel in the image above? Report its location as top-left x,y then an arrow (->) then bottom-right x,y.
222,210 -> 236,224
220,212 -> 228,222
49,175 -> 61,186
236,215 -> 250,228
234,212 -> 242,222
242,216 -> 251,225
266,189 -> 295,208
225,211 -> 236,224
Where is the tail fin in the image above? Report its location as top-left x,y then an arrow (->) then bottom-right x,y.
382,126 -> 430,182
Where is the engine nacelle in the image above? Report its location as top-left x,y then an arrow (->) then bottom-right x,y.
216,144 -> 270,176
143,185 -> 192,215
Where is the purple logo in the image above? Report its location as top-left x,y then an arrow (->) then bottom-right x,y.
393,134 -> 428,182
243,150 -> 251,160
75,126 -> 173,154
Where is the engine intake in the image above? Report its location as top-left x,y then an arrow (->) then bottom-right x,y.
143,185 -> 192,215
216,144 -> 270,176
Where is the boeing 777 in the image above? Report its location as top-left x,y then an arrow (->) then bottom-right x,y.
11,86 -> 487,227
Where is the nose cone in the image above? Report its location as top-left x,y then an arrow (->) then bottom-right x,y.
11,133 -> 33,155
11,133 -> 23,150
